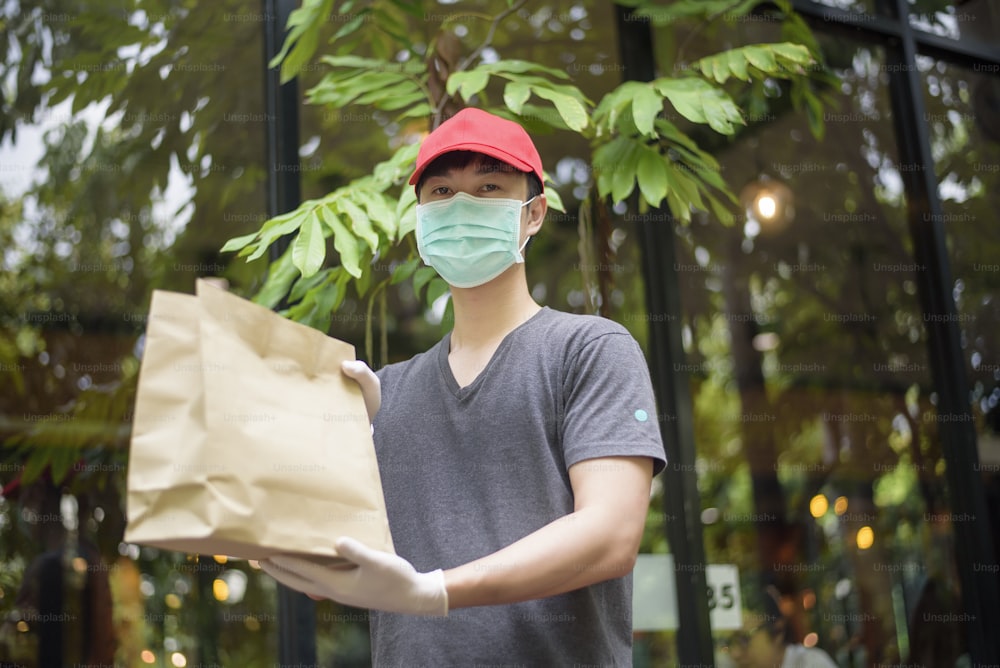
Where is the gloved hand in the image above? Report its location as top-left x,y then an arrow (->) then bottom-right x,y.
261,537 -> 449,617
341,360 -> 380,422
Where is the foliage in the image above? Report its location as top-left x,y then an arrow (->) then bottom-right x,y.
222,0 -> 830,362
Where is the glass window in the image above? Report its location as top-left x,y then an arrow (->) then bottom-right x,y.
655,30 -> 970,668
0,2 -> 274,665
908,0 -> 1000,46
806,0 -> 879,16
918,53 -> 1000,597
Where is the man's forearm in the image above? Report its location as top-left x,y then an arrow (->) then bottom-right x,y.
443,502 -> 644,609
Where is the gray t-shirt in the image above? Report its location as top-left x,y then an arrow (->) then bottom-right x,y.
370,307 -> 667,667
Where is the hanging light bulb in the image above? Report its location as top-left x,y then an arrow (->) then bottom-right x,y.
740,175 -> 795,234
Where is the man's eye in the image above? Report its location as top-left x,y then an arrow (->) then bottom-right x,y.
481,184 -> 499,192
432,186 -> 451,196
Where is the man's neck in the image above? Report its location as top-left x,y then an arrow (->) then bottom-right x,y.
448,266 -> 541,351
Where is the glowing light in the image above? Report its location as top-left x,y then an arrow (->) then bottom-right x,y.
141,650 -> 156,664
834,496 -> 848,515
16,621 -> 29,633
171,652 -> 187,667
213,555 -> 228,564
803,632 -> 819,647
72,557 -> 88,573
856,526 -> 875,550
755,194 -> 778,220
164,593 -> 182,609
739,176 -> 794,233
809,494 -> 829,518
244,615 -> 261,631
213,578 -> 229,601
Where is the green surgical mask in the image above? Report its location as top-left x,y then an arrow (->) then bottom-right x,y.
416,192 -> 535,288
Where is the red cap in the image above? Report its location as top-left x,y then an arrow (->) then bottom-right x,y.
409,108 -> 544,192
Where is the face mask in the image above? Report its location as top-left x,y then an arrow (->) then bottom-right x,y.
416,192 -> 536,288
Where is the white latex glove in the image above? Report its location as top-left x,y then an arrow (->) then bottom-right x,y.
261,537 -> 449,617
341,360 -> 380,422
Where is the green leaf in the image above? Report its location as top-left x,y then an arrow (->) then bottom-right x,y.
773,41 -> 812,60
372,142 -> 420,191
292,211 -> 326,277
805,90 -> 826,140
356,190 -> 398,240
397,102 -> 433,119
530,86 -> 589,131
356,80 -> 423,106
413,266 -> 437,297
593,81 -> 645,135
544,185 -> 566,213
331,11 -> 368,41
426,277 -> 450,306
272,0 -> 335,83
319,208 -> 362,278
744,45 -> 777,73
631,86 -> 663,137
636,148 -> 669,207
655,78 -> 743,134
244,208 -> 310,262
390,257 -> 420,285
447,69 -> 491,101
658,79 -> 708,123
707,193 -> 737,225
711,55 -> 729,84
503,81 -> 531,114
479,59 -> 571,81
727,50 -> 750,81
374,91 -> 427,112
253,246 -> 301,309
336,197 -> 380,252
355,257 -> 373,297
611,141 -> 641,203
289,267 -> 333,304
397,188 -> 418,239
593,137 -> 632,200
220,231 -> 259,253
664,161 -> 704,218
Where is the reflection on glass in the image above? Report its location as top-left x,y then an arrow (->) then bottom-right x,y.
0,1 -> 275,665
908,0 -> 1000,43
808,0 -> 878,16
919,59 -> 1000,668
662,33 -> 967,667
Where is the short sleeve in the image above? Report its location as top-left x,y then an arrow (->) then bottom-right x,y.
560,331 -> 667,475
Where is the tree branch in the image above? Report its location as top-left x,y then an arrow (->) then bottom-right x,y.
432,0 -> 529,128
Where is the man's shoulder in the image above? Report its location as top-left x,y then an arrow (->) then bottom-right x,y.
532,307 -> 633,344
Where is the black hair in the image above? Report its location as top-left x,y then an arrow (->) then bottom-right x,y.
415,150 -> 543,202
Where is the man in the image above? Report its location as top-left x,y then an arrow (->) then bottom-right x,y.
264,108 -> 667,666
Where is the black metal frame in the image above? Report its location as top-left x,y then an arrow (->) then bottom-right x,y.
263,0 -> 317,665
613,6 -> 718,667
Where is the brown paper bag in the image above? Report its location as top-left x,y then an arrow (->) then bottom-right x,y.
124,279 -> 394,562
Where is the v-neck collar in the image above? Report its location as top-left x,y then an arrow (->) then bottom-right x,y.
437,307 -> 549,401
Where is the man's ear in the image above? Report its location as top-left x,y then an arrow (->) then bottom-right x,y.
525,193 -> 547,236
